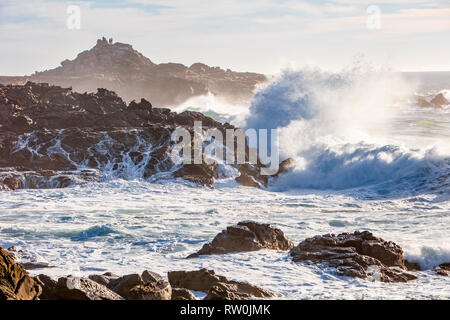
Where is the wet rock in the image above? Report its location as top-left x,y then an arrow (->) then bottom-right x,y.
128,280 -> 172,300
434,263 -> 450,276
33,274 -> 57,300
187,221 -> 293,258
404,260 -> 422,271
1,176 -> 21,190
431,93 -> 449,107
45,277 -> 123,300
106,273 -> 144,299
168,268 -> 273,300
88,272 -> 120,287
417,97 -> 432,107
171,288 -> 197,300
0,246 -> 41,300
174,162 -> 218,187
168,269 -> 228,292
290,231 -> 418,282
235,173 -> 261,188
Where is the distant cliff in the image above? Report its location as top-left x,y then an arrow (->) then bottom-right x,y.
0,37 -> 266,107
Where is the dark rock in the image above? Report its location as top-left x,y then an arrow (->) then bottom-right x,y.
48,277 -> 123,300
187,221 -> 293,258
1,176 -> 21,190
33,274 -> 57,300
0,246 -> 41,300
431,93 -> 449,107
417,97 -> 432,107
404,260 -> 422,271
171,288 -> 196,300
434,263 -> 450,276
167,268 -> 273,300
106,273 -> 143,299
128,280 -> 172,300
290,231 -> 418,282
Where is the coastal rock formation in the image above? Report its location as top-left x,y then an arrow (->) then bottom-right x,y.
187,221 -> 293,258
0,82 -> 285,190
34,275 -> 122,300
0,246 -> 41,300
89,270 -> 171,300
0,37 -> 266,107
417,93 -> 449,108
434,263 -> 450,276
171,288 -> 197,300
290,231 -> 417,282
168,268 -> 273,300
431,93 -> 449,107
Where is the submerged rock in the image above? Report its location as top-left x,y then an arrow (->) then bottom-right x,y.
187,221 -> 293,258
431,93 -> 449,107
290,231 -> 417,283
168,268 -> 273,300
0,246 -> 41,300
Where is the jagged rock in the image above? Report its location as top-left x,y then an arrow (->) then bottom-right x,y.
106,273 -> 143,299
0,82 -> 282,190
168,269 -> 228,292
0,246 -> 41,300
42,277 -> 123,300
434,263 -> 450,276
171,288 -> 197,300
128,281 -> 172,300
90,270 -> 169,300
417,97 -> 432,107
290,231 -> 418,282
167,268 -> 273,300
1,38 -> 266,106
431,93 -> 449,107
33,274 -> 57,300
187,221 -> 293,258
88,272 -> 120,287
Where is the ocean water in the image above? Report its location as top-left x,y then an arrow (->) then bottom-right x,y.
0,69 -> 449,299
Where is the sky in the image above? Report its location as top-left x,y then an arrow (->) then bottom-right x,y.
0,0 -> 449,75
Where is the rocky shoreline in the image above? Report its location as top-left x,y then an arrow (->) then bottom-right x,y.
1,221 -> 449,300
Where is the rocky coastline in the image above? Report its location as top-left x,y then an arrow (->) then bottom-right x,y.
1,221 -> 449,300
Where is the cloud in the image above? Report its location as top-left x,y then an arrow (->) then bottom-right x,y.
0,0 -> 449,75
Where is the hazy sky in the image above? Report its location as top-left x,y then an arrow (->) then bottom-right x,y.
0,0 -> 449,75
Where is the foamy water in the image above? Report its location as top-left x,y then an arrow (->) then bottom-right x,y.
0,69 -> 449,299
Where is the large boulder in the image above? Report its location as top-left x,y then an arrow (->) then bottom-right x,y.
0,246 -> 41,300
187,221 -> 293,258
290,231 -> 417,283
90,270 -> 170,300
171,288 -> 197,300
167,268 -> 273,300
431,93 -> 449,107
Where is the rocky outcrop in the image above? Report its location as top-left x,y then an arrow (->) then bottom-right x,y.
167,268 -> 273,300
0,82 -> 284,190
34,275 -> 122,300
187,221 -> 293,258
417,93 -> 449,108
290,231 -> 417,282
0,246 -> 41,300
431,93 -> 449,107
434,263 -> 450,276
171,288 -> 197,300
1,38 -> 266,107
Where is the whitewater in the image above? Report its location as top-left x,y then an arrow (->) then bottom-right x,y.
1,68 -> 449,299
